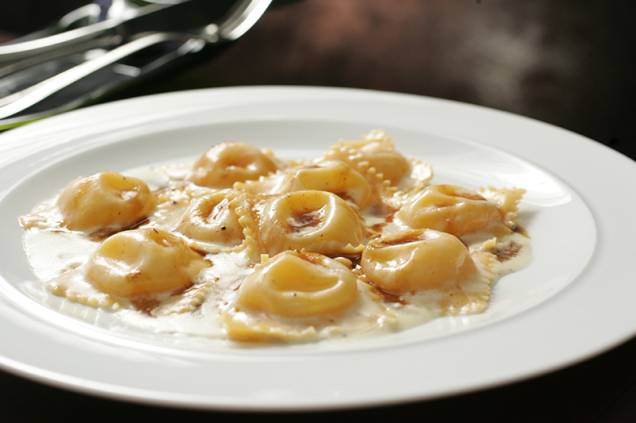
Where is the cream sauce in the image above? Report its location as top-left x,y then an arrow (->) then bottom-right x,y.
20,153 -> 532,343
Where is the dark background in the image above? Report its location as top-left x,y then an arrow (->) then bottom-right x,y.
1,0 -> 635,421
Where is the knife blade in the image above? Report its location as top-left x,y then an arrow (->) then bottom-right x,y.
0,0 -> 241,62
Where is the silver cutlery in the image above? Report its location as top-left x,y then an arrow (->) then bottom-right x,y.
0,0 -> 273,128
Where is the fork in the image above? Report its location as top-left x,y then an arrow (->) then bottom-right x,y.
0,0 -> 272,128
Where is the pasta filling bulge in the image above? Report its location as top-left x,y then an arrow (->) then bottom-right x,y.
19,130 -> 531,343
57,171 -> 155,234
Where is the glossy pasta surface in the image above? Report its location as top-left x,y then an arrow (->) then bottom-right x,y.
85,228 -> 209,298
19,130 -> 531,344
57,171 -> 155,233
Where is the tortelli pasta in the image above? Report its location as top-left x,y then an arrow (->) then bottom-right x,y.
189,142 -> 280,188
19,130 -> 531,344
57,171 -> 155,233
361,229 -> 478,294
275,160 -> 374,208
177,190 -> 244,245
85,228 -> 210,298
395,184 -> 503,236
235,251 -> 359,318
324,130 -> 412,185
258,190 -> 367,256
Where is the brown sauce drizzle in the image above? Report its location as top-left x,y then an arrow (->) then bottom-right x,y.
131,282 -> 200,314
369,223 -> 386,233
509,223 -> 529,237
131,297 -> 161,314
492,241 -> 522,262
287,208 -> 324,233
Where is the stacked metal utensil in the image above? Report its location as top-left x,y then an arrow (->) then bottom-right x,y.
0,0 -> 272,129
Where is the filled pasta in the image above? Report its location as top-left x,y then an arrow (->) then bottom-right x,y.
177,190 -> 244,245
395,184 -> 503,236
57,171 -> 155,233
235,251 -> 359,318
189,142 -> 280,188
258,190 -> 367,256
85,227 -> 209,298
324,130 -> 411,186
361,229 -> 477,294
19,130 -> 531,344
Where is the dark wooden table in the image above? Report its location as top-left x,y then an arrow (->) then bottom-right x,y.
1,1 -> 635,421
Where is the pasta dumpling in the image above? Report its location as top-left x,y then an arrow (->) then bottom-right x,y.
395,184 -> 503,236
361,229 -> 477,294
20,129 -> 531,344
85,228 -> 209,298
57,172 -> 155,232
259,190 -> 366,255
274,160 -> 373,208
325,130 -> 411,185
234,251 -> 359,318
177,190 -> 243,245
189,142 -> 279,188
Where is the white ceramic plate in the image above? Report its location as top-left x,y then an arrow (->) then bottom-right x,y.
0,87 -> 634,411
